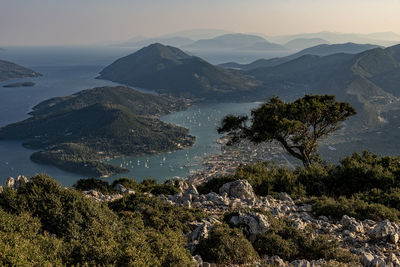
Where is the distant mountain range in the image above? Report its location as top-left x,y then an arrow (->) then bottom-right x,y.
98,43 -> 261,100
248,45 -> 400,128
182,34 -> 288,52
284,38 -> 329,50
0,59 -> 41,82
268,31 -> 400,47
0,86 -> 195,177
220,43 -> 381,70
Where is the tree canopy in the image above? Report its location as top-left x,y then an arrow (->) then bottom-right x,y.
218,95 -> 356,167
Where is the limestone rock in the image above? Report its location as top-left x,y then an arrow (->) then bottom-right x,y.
5,177 -> 15,188
361,252 -> 375,266
341,215 -> 364,233
15,175 -> 29,188
229,211 -> 270,236
219,179 -> 255,200
368,220 -> 399,243
279,192 -> 294,203
290,259 -> 311,267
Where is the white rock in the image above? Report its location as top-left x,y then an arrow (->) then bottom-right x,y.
341,215 -> 364,233
290,259 -> 311,267
219,179 -> 255,200
361,252 -> 375,266
230,211 -> 270,236
369,220 -> 399,243
5,177 -> 15,188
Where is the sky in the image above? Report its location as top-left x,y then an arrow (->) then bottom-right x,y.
1,0 -> 400,46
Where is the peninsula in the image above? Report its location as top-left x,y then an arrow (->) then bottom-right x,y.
0,86 -> 195,177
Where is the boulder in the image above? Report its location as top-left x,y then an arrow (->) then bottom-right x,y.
229,211 -> 270,236
5,177 -> 15,188
263,255 -> 286,266
368,220 -> 399,243
191,221 -> 214,242
290,259 -> 311,267
15,175 -> 29,188
114,183 -> 127,193
219,179 -> 255,200
279,192 -> 294,203
361,252 -> 375,266
341,215 -> 364,233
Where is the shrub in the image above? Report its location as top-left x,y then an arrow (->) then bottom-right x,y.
109,193 -> 205,233
197,176 -> 236,195
312,196 -> 400,222
73,177 -> 115,194
253,218 -> 357,263
195,223 -> 259,265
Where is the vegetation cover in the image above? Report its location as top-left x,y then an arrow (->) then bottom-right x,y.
0,86 -> 195,177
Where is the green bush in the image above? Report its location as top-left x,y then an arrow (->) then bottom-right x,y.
312,196 -> 400,222
0,175 -> 197,266
197,176 -> 236,195
195,223 -> 259,265
109,193 -> 205,233
253,217 -> 357,263
73,177 -> 115,194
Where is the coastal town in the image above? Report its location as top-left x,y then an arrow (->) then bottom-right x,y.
188,137 -> 298,185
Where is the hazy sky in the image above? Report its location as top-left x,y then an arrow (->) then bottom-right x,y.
1,0 -> 399,46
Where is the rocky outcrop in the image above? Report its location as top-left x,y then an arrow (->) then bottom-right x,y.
4,176 -> 29,189
113,183 -> 136,195
82,190 -> 123,202
219,179 -> 255,200
229,211 -> 270,236
368,220 -> 400,243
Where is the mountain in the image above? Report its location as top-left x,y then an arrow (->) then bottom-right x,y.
284,38 -> 329,50
98,43 -> 261,100
269,31 -> 399,47
116,36 -> 194,48
0,59 -> 41,82
248,45 -> 400,129
220,43 -> 380,70
0,86 -> 195,177
183,33 -> 288,51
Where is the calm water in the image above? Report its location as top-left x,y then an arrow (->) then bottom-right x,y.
0,54 -> 260,186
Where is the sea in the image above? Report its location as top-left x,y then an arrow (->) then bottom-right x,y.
0,46 -> 264,186
0,45 -> 389,186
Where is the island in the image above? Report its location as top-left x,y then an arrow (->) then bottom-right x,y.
0,86 -> 195,177
0,59 -> 41,82
3,81 -> 35,88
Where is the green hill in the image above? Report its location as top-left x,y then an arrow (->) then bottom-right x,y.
249,45 -> 400,130
30,85 -> 189,116
98,43 -> 260,100
0,59 -> 41,82
0,87 -> 195,177
220,43 -> 380,70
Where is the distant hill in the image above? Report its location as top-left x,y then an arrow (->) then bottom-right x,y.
269,31 -> 399,47
98,43 -> 261,100
284,38 -> 329,50
0,86 -> 195,177
221,43 -> 380,70
248,44 -> 400,129
0,59 -> 41,82
183,33 -> 288,51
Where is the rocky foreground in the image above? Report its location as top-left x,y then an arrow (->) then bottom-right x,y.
2,176 -> 399,267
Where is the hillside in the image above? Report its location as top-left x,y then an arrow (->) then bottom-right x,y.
0,59 -> 41,82
0,86 -> 195,176
98,43 -> 261,99
221,43 -> 380,70
248,45 -> 400,129
30,85 -> 190,117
